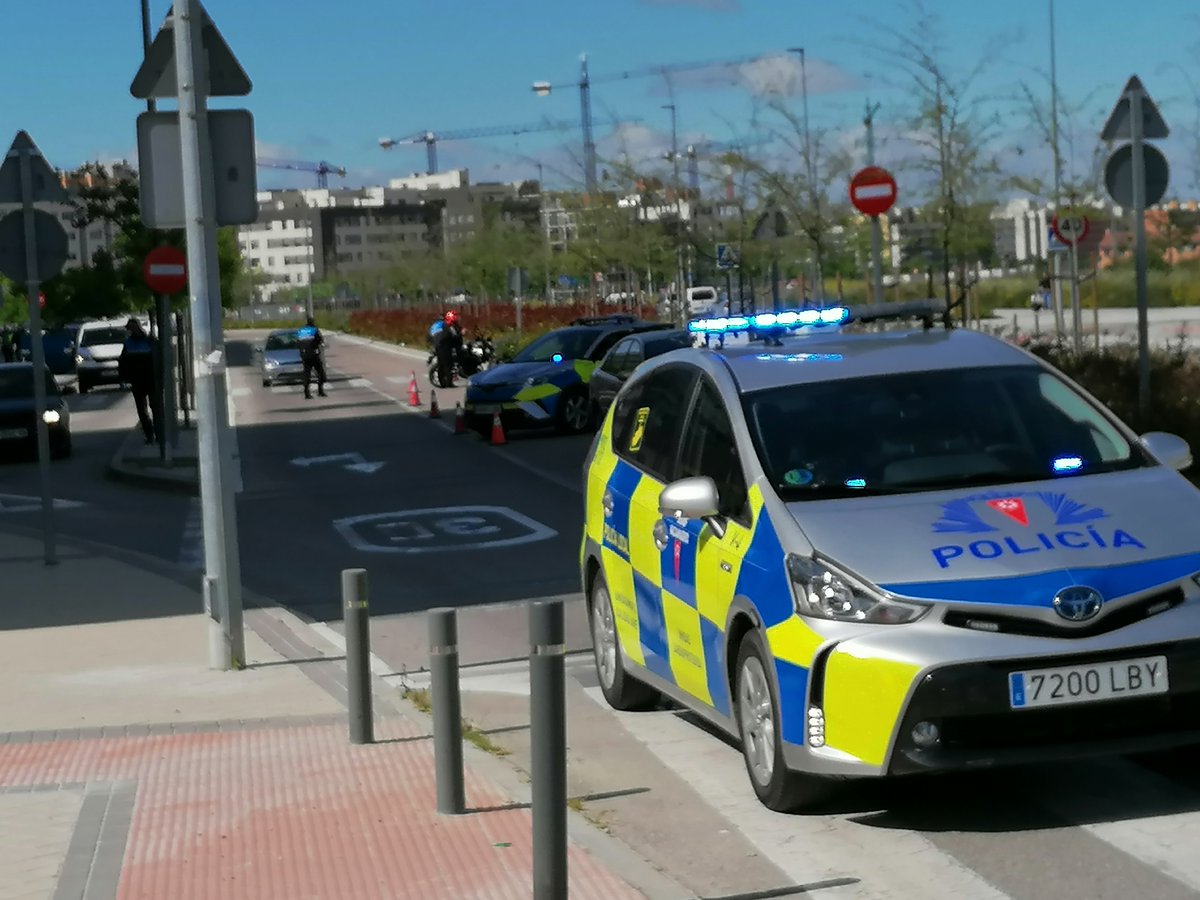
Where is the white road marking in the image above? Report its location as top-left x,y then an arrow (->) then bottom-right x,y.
332,505 -> 557,554
231,387 -> 251,398
0,494 -> 84,513
579,687 -> 1009,900
307,621 -> 395,679
386,375 -> 414,384
348,377 -> 373,388
178,497 -> 203,571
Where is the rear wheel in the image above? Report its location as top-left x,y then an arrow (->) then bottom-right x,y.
735,629 -> 831,812
555,387 -> 591,435
590,571 -> 658,711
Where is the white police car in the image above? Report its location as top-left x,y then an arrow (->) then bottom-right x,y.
580,299 -> 1200,811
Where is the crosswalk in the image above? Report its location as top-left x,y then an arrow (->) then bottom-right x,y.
428,652 -> 1200,900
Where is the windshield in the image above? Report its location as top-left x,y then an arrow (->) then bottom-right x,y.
80,327 -> 126,347
265,331 -> 301,351
643,333 -> 692,357
0,367 -> 57,400
512,328 -> 602,363
745,365 -> 1144,500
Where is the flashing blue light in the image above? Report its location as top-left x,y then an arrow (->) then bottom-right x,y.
845,477 -> 867,489
551,353 -> 564,364
688,305 -> 849,336
754,353 -> 844,362
1052,456 -> 1084,473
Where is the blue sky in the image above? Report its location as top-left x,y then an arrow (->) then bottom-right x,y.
3,0 -> 1198,198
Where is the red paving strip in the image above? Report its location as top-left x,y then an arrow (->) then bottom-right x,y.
0,720 -> 643,899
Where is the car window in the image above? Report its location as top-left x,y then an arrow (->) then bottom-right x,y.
744,365 -> 1145,500
0,367 -> 57,399
513,328 -> 603,363
619,342 -> 645,378
80,327 -> 126,347
643,333 -> 692,359
265,332 -> 301,351
613,364 -> 699,483
589,330 -> 630,361
600,338 -> 634,375
679,378 -> 749,522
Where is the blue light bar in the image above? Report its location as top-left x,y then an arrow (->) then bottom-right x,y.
687,305 -> 849,335
1052,456 -> 1084,473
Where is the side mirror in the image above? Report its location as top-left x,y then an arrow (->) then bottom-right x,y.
1141,431 -> 1193,472
659,476 -> 726,538
253,345 -> 263,355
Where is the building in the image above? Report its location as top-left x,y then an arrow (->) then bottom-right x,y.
237,169 -> 538,301
990,198 -> 1052,265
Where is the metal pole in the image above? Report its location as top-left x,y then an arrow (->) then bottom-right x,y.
305,199 -> 315,320
530,599 -> 567,899
580,54 -> 597,193
140,0 -> 157,114
18,147 -> 55,566
174,0 -> 243,669
1131,82 -> 1150,415
1092,264 -> 1101,351
428,608 -> 465,814
175,310 -> 191,429
865,100 -> 884,305
791,47 -> 821,299
343,568 -> 374,744
156,294 -> 175,462
1069,239 -> 1082,353
1048,0 -> 1065,338
666,102 -> 686,324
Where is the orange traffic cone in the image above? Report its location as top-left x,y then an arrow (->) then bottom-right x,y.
407,371 -> 421,407
429,389 -> 441,418
453,402 -> 466,434
489,410 -> 507,446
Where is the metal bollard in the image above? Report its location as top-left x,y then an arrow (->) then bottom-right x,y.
428,608 -> 465,815
342,568 -> 374,744
529,599 -> 567,899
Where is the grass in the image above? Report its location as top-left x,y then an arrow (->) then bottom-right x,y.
401,687 -> 511,757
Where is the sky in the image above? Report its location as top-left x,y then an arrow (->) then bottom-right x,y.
3,0 -> 1198,199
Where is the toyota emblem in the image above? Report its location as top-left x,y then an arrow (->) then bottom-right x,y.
1053,586 -> 1104,622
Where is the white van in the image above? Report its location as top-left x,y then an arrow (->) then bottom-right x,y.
685,285 -> 721,316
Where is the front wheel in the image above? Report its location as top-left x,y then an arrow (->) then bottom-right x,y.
555,387 -> 591,435
590,571 -> 658,711
735,629 -> 831,812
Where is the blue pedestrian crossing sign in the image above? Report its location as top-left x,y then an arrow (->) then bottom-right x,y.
716,243 -> 738,270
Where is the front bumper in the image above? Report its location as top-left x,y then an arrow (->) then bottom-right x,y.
465,391 -> 555,427
78,360 -> 121,382
263,364 -> 304,383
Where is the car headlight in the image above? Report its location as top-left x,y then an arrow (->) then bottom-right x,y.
75,349 -> 90,364
43,409 -> 61,425
524,374 -> 549,387
264,359 -> 279,369
787,553 -> 929,624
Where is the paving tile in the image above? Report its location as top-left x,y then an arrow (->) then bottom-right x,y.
0,790 -> 84,898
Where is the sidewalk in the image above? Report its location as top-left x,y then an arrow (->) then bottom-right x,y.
0,527 -> 682,899
107,423 -> 198,495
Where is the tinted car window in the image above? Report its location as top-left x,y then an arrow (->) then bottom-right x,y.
642,332 -> 692,359
613,365 -> 698,482
513,328 -> 603,363
619,342 -> 645,377
265,331 -> 301,351
0,367 -> 58,399
679,379 -> 749,521
589,330 -> 630,361
745,365 -> 1145,501
600,338 -> 634,375
80,327 -> 127,347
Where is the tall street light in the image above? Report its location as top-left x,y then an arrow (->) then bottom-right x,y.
789,47 -> 822,298
533,55 -> 597,193
1048,0 -> 1066,337
664,103 -> 688,324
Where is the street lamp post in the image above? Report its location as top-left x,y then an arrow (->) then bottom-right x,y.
664,103 -> 687,324
789,47 -> 822,299
533,55 -> 597,193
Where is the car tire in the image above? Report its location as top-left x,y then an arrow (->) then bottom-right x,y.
555,387 -> 591,435
734,629 -> 831,812
590,570 -> 658,711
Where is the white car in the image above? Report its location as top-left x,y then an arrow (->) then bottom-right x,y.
74,317 -> 148,393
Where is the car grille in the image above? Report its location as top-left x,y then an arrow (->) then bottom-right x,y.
942,586 -> 1185,639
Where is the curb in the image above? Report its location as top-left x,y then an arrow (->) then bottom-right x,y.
105,428 -> 199,497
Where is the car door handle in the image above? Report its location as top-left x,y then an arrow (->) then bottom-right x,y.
720,561 -> 732,573
653,520 -> 669,551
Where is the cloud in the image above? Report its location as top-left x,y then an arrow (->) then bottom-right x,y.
640,0 -> 739,9
735,54 -> 862,98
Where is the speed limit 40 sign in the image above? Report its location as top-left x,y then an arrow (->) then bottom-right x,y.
1052,212 -> 1090,246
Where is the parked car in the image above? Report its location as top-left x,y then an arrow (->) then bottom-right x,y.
255,328 -> 310,387
75,318 -> 135,393
463,315 -> 672,436
589,328 -> 692,423
0,362 -> 71,459
16,325 -> 80,393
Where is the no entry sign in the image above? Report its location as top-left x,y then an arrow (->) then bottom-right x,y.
849,166 -> 898,217
143,245 -> 188,294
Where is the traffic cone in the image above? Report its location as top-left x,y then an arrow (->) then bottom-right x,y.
429,389 -> 441,418
453,402 -> 466,434
407,371 -> 421,407
489,410 -> 507,446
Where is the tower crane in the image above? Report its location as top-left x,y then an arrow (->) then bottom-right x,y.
379,120 -> 577,176
257,158 -> 347,189
532,51 -> 781,193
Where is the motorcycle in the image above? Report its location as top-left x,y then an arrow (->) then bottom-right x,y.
427,335 -> 495,388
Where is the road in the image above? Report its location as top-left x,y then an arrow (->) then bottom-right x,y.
5,328 -> 1200,898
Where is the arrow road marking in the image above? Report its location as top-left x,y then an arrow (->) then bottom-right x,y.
290,452 -> 386,475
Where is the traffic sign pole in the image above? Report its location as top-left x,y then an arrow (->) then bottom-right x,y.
864,101 -> 884,305
173,0 -> 244,670
16,141 -> 55,566
1131,83 -> 1150,415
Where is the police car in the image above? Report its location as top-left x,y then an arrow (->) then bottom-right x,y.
464,315 -> 670,435
580,299 -> 1200,811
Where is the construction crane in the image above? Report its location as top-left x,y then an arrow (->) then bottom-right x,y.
257,158 -> 347,189
379,120 -> 577,176
532,51 -> 781,193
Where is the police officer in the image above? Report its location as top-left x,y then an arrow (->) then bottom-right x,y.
119,318 -> 159,444
435,310 -> 463,388
298,316 -> 327,399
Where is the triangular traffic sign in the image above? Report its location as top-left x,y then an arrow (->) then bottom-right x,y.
1100,76 -> 1169,141
130,2 -> 251,99
0,131 -> 67,205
